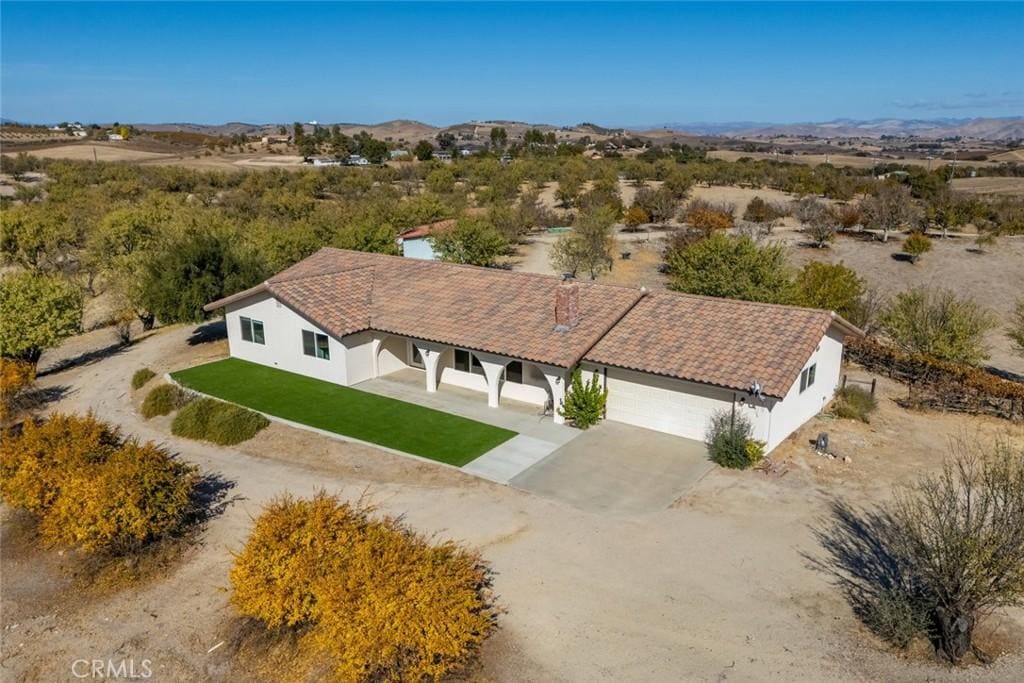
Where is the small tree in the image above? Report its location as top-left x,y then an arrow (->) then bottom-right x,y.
794,197 -> 836,248
890,438 -> 1024,662
0,271 -> 83,368
682,199 -> 734,237
429,216 -> 508,267
558,368 -> 607,429
549,205 -> 616,280
793,261 -> 866,320
743,196 -> 783,234
633,186 -> 678,225
665,232 -> 793,304
902,232 -> 933,264
880,287 -> 998,365
862,182 -> 918,242
413,140 -> 434,161
623,206 -> 650,231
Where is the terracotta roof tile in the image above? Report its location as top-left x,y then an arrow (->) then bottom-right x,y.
584,291 -> 838,398
207,248 -> 859,392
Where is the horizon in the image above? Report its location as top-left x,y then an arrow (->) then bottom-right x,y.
3,2 -> 1023,126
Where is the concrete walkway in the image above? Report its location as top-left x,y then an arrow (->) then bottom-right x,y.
511,421 -> 713,514
355,370 -> 578,480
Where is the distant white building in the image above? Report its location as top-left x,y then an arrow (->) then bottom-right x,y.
389,149 -> 410,160
396,219 -> 455,261
346,155 -> 370,166
107,133 -> 124,141
311,157 -> 344,167
433,150 -> 453,162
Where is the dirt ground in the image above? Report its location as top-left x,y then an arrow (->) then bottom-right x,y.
951,177 -> 1024,196
3,322 -> 1024,682
708,149 -> 1001,170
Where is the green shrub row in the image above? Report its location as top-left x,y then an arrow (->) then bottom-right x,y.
171,397 -> 269,445
141,383 -> 191,418
131,367 -> 157,390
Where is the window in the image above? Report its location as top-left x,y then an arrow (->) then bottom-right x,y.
800,363 -> 817,393
410,344 -> 424,369
453,349 -> 485,375
240,316 -> 265,345
505,361 -> 524,384
302,330 -> 330,360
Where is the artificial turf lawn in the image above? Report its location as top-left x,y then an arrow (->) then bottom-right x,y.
171,358 -> 516,466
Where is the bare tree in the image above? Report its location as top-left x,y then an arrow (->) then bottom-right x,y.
862,182 -> 918,243
793,197 -> 835,248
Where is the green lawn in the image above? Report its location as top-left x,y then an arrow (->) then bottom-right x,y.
171,358 -> 516,466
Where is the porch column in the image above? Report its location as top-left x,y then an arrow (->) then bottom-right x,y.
420,347 -> 442,393
543,368 -> 568,424
475,352 -> 509,408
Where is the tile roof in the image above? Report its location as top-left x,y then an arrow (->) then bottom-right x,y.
584,291 -> 847,398
206,248 -> 860,395
398,219 -> 456,240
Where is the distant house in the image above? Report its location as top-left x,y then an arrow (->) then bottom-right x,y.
389,149 -> 410,160
433,150 -> 453,162
72,130 -> 88,138
311,157 -> 344,167
396,219 -> 455,260
261,134 -> 291,146
346,155 -> 370,166
107,133 -> 124,141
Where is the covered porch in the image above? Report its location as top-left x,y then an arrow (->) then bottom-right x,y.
364,333 -> 571,425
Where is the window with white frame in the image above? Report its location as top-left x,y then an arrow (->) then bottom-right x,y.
409,343 -> 424,368
239,316 -> 265,345
799,363 -> 817,393
302,329 -> 330,360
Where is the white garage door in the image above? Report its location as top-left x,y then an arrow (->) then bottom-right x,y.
604,368 -> 733,441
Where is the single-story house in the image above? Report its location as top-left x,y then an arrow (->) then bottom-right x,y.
433,150 -> 453,161
262,134 -> 291,145
205,249 -> 861,453
389,149 -> 410,160
311,157 -> 345,167
395,219 -> 455,260
346,155 -> 370,166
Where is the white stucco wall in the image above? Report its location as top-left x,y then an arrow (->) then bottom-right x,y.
586,326 -> 846,454
224,292 -> 349,386
761,328 -> 844,452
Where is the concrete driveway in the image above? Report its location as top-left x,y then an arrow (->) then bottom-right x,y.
509,421 -> 713,513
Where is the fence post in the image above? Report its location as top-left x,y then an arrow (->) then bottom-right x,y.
842,374 -> 847,390
870,378 -> 876,396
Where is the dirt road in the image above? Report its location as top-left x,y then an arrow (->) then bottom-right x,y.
2,324 -> 1022,681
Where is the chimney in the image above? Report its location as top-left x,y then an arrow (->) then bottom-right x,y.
554,278 -> 580,331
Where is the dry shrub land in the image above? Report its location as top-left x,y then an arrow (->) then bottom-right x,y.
2,142 -> 1024,680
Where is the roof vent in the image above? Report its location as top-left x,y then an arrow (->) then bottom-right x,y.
554,280 -> 580,332
561,272 -> 574,281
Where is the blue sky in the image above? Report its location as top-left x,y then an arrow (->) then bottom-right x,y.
2,2 -> 1022,126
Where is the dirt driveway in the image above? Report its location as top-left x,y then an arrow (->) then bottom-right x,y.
3,323 -> 1023,682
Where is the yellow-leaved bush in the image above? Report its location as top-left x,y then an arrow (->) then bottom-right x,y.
0,358 -> 36,423
0,413 -> 197,554
230,493 -> 496,682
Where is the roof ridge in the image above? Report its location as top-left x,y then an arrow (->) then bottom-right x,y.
269,262 -> 375,285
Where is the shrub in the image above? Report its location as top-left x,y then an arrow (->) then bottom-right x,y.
231,493 -> 495,682
705,409 -> 761,469
902,232 -> 932,263
666,232 -> 793,304
0,413 -> 196,554
141,383 -> 189,418
171,397 -> 268,445
822,438 -> 1024,663
131,367 -> 156,390
832,385 -> 878,423
0,358 -> 36,423
558,368 -> 607,429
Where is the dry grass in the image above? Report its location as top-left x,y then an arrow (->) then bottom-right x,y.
951,177 -> 1024,196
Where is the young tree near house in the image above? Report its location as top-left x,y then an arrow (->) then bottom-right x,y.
880,287 -> 998,365
862,182 -> 918,242
0,271 -> 83,368
793,261 -> 866,320
549,205 -> 616,279
558,368 -> 607,429
665,232 -> 793,304
429,216 -> 508,267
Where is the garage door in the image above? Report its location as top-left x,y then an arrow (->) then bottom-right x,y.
604,368 -> 732,441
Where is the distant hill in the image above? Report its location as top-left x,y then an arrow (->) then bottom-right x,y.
640,117 -> 1024,141
73,116 -> 1024,143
